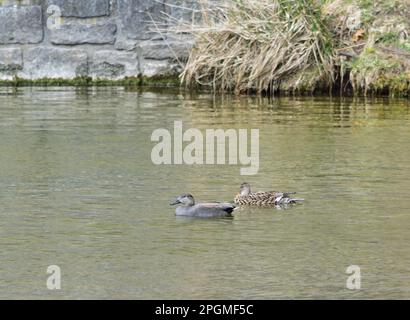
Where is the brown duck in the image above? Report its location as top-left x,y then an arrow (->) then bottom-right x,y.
234,182 -> 304,206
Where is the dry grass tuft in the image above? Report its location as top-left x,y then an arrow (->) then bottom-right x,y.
170,0 -> 335,94
162,0 -> 410,96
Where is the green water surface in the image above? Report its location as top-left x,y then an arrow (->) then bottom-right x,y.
0,87 -> 409,299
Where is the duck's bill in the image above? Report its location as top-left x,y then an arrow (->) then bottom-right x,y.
170,199 -> 181,205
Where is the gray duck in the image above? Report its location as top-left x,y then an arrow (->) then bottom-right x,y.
170,193 -> 235,218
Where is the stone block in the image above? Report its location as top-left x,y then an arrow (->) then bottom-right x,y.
90,50 -> 139,79
50,22 -> 117,45
21,47 -> 88,79
138,37 -> 193,60
117,0 -> 166,41
46,0 -> 110,17
0,6 -> 43,44
0,48 -> 23,80
141,59 -> 180,77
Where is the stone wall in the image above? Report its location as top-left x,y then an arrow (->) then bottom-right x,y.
0,0 -> 197,81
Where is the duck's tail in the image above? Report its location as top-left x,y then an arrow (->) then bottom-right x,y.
283,197 -> 304,204
221,203 -> 236,214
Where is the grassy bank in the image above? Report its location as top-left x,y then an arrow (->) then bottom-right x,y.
2,1 -> 409,97
170,0 -> 410,97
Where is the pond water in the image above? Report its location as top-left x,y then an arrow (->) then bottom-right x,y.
0,87 -> 409,299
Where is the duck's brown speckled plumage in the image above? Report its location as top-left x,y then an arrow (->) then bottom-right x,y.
234,183 -> 303,206
234,191 -> 283,206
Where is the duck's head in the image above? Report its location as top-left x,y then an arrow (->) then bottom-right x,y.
170,193 -> 195,206
239,182 -> 251,196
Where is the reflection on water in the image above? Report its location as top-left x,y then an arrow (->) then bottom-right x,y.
0,87 -> 409,299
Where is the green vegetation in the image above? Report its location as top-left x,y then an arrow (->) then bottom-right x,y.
171,0 -> 410,96
0,75 -> 180,88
